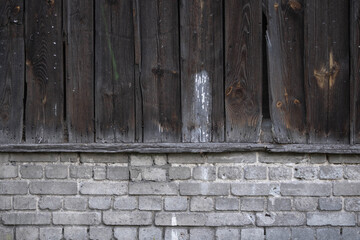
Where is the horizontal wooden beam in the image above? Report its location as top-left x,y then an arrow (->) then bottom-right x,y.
0,143 -> 359,154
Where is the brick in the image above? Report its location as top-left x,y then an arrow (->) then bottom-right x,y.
165,228 -> 189,240
103,211 -> 152,225
130,182 -> 177,195
231,183 -> 279,196
80,182 -> 127,195
216,228 -> 240,240
193,166 -> 216,181
345,198 -> 360,211
0,227 -> 13,240
180,183 -> 229,196
93,166 -> 106,180
190,197 -> 213,212
40,227 -> 62,240
241,198 -> 265,211
266,227 -> 290,240
0,196 -> 11,210
169,167 -> 191,180
241,228 -> 264,240
319,166 -> 343,180
70,165 -> 92,179
307,212 -> 356,226
244,166 -> 267,180
269,167 -> 292,180
168,153 -> 206,164
2,212 -> 51,225
206,152 -> 256,163
342,227 -> 360,240
114,227 -> 137,240
154,154 -> 167,165
89,227 -> 112,240
316,228 -> 341,240
218,166 -> 242,180
16,227 -> 39,240
281,182 -> 331,196
139,227 -> 162,240
89,197 -> 112,210
64,227 -> 88,240
309,154 -> 327,164
189,228 -> 214,240
38,197 -> 62,210
328,155 -> 360,164
0,181 -> 27,195
256,212 -> 305,226
258,153 -> 306,163
293,197 -> 318,211
291,227 -> 315,240
267,198 -> 292,211
215,197 -> 239,211
107,166 -> 129,180
53,212 -> 101,225
80,153 -> 128,163
20,165 -> 43,179
205,213 -> 255,226
14,196 -> 37,210
60,153 -> 79,162
142,167 -> 167,181
334,182 -> 360,195
130,154 -> 153,166
294,166 -> 319,180
10,153 -> 59,162
64,197 -> 87,211
130,168 -> 142,181
164,197 -> 188,211
344,166 -> 360,179
319,197 -> 342,211
0,165 -> 17,178
30,181 -> 77,195
139,196 -> 162,211
155,213 -> 206,226
45,165 -> 68,179
114,197 -> 138,210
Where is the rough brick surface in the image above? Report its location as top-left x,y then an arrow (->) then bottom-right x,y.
0,181 -> 27,194
190,197 -> 214,212
267,198 -> 292,211
316,228 -> 341,240
139,227 -> 162,240
216,228 -> 240,240
64,227 -> 88,240
164,197 -> 188,211
0,165 -> 18,178
291,227 -> 315,240
180,183 -> 229,196
241,198 -> 265,211
269,167 -> 292,180
14,196 -> 37,210
319,198 -> 342,211
193,166 -> 216,181
334,182 -> 360,196
241,228 -> 264,240
215,197 -> 239,211
39,196 -> 62,210
89,197 -> 112,210
169,167 -> 191,180
20,165 -> 43,179
103,211 -> 152,225
281,182 -> 331,196
40,227 -> 62,240
107,166 -> 129,180
165,228 -> 189,240
53,212 -> 101,225
80,182 -> 127,195
16,227 -> 39,240
114,196 -> 137,210
218,166 -> 242,180
64,197 -> 87,211
232,183 -> 278,196
244,166 -> 267,180
0,196 -> 12,210
266,227 -> 291,240
45,165 -> 68,179
307,212 -> 356,226
2,212 -> 51,225
30,181 -> 77,195
130,182 -> 178,195
139,196 -> 162,211
89,227 -> 113,240
256,212 -> 306,226
114,227 -> 137,240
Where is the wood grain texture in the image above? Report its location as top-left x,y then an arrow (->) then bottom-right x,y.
25,0 -> 64,143
266,0 -> 306,143
0,0 -> 24,143
351,0 -> 360,144
225,0 -> 262,143
139,0 -> 181,142
305,0 -> 350,143
95,0 -> 135,143
180,0 -> 224,142
64,0 -> 94,142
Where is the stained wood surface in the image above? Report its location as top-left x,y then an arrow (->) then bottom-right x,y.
225,0 -> 262,143
25,0 -> 64,143
305,0 -> 350,144
139,0 -> 181,142
0,0 -> 24,143
64,0 -> 94,143
180,0 -> 224,142
95,0 -> 135,143
266,0 -> 306,143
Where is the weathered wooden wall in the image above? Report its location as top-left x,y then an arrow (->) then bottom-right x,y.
0,0 -> 356,145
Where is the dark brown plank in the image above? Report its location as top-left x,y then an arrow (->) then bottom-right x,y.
0,0 -> 24,143
25,0 -> 64,143
139,0 -> 181,142
351,0 -> 360,144
180,0 -> 224,142
95,0 -> 135,143
266,0 -> 306,143
305,0 -> 350,143
225,0 -> 262,143
64,0 -> 94,142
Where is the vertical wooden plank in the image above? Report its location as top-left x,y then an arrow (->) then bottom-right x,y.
266,0 -> 306,143
0,0 -> 24,143
64,0 -> 94,142
180,0 -> 224,142
351,0 -> 360,143
140,0 -> 181,142
305,0 -> 350,143
25,0 -> 64,143
95,0 -> 135,143
224,0 -> 262,142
